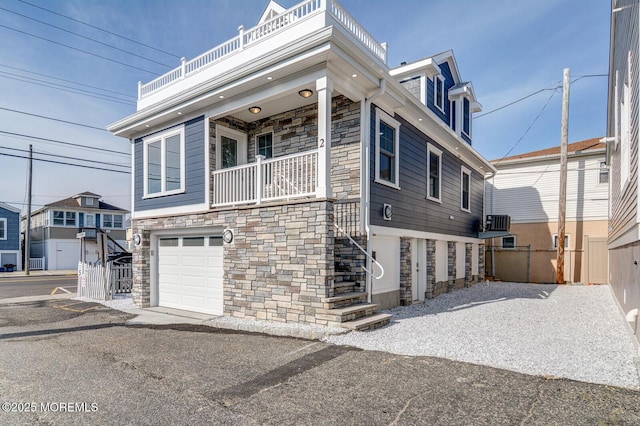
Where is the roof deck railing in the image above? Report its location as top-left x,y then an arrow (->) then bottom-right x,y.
138,0 -> 386,100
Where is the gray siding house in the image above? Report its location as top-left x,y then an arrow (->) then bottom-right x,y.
26,192 -> 128,270
108,0 -> 495,330
606,0 -> 640,342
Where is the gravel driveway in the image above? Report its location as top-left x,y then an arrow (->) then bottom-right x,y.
325,282 -> 640,390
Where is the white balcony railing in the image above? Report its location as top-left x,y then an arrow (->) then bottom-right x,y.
211,150 -> 317,207
138,0 -> 387,99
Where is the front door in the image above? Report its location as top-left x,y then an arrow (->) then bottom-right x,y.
216,125 -> 247,169
412,239 -> 426,302
85,213 -> 95,228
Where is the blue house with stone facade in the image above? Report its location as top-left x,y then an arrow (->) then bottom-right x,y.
108,0 -> 496,330
0,202 -> 21,272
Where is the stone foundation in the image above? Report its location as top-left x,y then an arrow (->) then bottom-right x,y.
132,199 -> 336,326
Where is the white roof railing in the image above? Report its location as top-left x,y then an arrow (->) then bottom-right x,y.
138,0 -> 386,100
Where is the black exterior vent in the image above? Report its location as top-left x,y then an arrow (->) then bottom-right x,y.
486,215 -> 510,232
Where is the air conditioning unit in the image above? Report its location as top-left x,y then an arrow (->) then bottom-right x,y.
383,204 -> 393,221
486,215 -> 510,232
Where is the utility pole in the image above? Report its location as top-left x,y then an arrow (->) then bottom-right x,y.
557,68 -> 570,284
25,144 -> 33,275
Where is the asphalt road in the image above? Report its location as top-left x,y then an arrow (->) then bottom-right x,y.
0,299 -> 639,425
0,276 -> 77,299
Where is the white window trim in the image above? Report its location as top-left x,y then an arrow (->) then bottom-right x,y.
552,234 -> 571,250
255,131 -> 274,158
434,76 -> 445,113
427,143 -> 442,203
598,161 -> 609,186
102,213 -> 124,229
84,213 -> 95,228
462,97 -> 471,139
0,218 -> 6,240
460,166 -> 471,213
374,107 -> 401,190
216,125 -> 247,170
52,210 -> 77,227
143,126 -> 186,199
501,236 -> 516,249
86,197 -> 94,206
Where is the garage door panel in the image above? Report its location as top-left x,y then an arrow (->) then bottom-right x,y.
158,236 -> 223,315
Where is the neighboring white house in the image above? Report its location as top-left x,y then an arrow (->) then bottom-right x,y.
485,138 -> 609,284
25,192 -> 128,270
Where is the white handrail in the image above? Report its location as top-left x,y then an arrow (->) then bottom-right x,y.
334,223 -> 384,280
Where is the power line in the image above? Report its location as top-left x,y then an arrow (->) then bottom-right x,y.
0,64 -> 135,98
0,107 -> 108,131
0,151 -> 130,174
0,24 -> 158,75
476,74 -> 608,120
493,89 -> 559,166
17,0 -> 181,60
0,130 -> 128,156
0,145 -> 130,168
0,72 -> 136,106
475,87 -> 558,119
0,6 -> 174,69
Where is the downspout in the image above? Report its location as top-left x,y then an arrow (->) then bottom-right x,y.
490,172 -> 496,279
363,79 -> 386,303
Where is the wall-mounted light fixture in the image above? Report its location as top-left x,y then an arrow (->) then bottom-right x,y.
248,106 -> 262,114
298,89 -> 313,98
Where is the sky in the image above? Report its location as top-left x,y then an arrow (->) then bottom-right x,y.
0,0 -> 611,214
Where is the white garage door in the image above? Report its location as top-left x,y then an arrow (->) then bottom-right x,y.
158,235 -> 223,315
55,241 -> 81,270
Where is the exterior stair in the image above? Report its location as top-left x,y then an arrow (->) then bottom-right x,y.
319,280 -> 392,331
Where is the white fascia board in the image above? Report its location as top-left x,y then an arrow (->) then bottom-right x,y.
0,202 -> 20,214
131,203 -> 210,220
493,148 -> 607,168
108,26 -> 335,137
389,58 -> 441,79
370,225 -> 483,244
432,50 -> 462,82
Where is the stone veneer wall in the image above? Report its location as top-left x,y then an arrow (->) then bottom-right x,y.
425,239 -> 436,299
478,243 -> 485,280
464,243 -> 473,287
447,241 -> 456,292
132,199 -> 335,326
399,237 -> 412,305
209,95 -> 361,202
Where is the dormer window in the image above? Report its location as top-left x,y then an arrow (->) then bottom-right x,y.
434,76 -> 445,112
462,98 -> 471,137
86,197 -> 94,206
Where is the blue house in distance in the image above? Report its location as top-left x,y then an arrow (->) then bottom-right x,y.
0,202 -> 21,271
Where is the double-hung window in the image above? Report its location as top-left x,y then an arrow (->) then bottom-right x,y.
463,97 -> 471,137
52,211 -> 76,227
427,143 -> 442,202
0,218 -> 6,240
598,161 -> 609,184
434,76 -> 445,112
143,127 -> 185,198
375,108 -> 401,189
461,166 -> 471,212
102,214 -> 123,229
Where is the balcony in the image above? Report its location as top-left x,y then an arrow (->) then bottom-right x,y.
211,150 -> 317,207
137,0 -> 387,107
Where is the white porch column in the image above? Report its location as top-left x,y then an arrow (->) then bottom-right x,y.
316,76 -> 333,198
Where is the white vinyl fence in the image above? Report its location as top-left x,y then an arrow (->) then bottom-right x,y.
77,261 -> 133,300
29,257 -> 45,271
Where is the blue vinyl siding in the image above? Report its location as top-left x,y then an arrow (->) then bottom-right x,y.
426,62 -> 455,126
0,207 -> 20,250
370,105 -> 482,237
134,116 -> 206,211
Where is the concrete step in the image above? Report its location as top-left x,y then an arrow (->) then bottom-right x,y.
321,291 -> 367,309
333,281 -> 357,294
340,313 -> 393,331
322,303 -> 379,323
